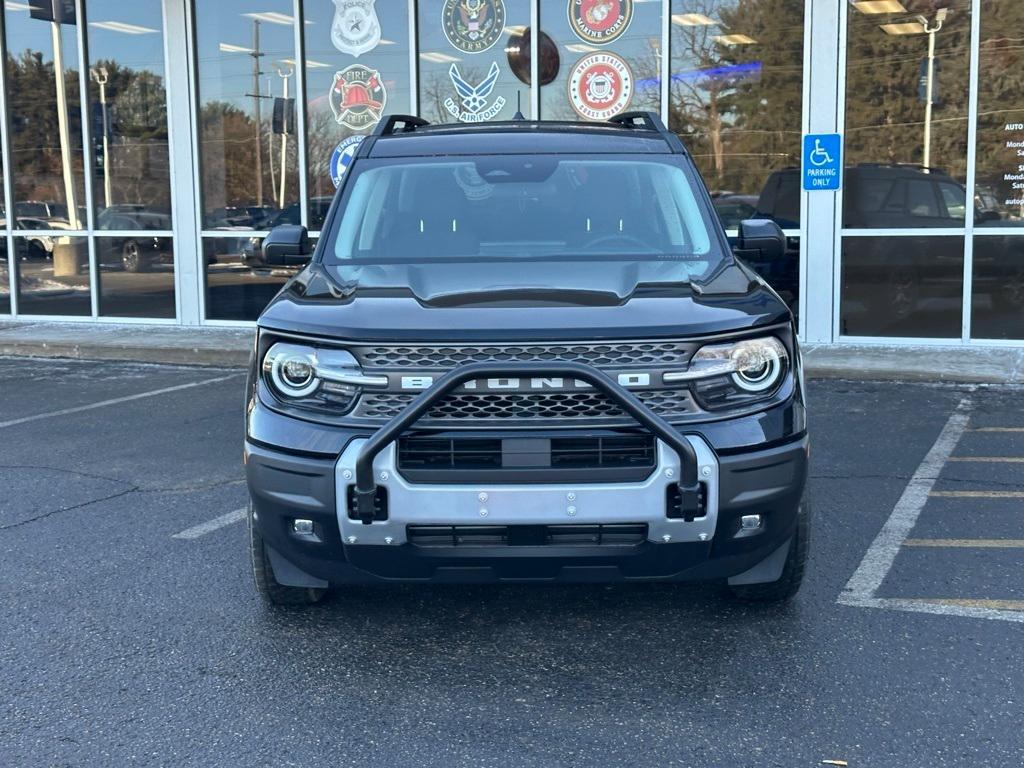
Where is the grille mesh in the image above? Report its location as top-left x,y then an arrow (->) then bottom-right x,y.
353,342 -> 692,369
354,388 -> 694,423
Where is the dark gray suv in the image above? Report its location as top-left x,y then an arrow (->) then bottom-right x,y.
244,113 -> 809,606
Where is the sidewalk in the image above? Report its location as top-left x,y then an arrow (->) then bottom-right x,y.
1,320 -> 1022,383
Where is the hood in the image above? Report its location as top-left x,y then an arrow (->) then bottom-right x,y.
257,261 -> 791,341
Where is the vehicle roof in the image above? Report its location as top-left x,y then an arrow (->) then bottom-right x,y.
368,121 -> 678,158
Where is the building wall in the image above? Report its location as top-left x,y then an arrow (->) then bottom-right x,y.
0,0 -> 1020,345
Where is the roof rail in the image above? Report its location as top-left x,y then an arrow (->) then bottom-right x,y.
608,111 -> 686,154
373,114 -> 430,137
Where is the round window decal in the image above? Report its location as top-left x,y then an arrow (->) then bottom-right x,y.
329,135 -> 365,188
568,0 -> 632,45
567,51 -> 633,121
442,0 -> 506,54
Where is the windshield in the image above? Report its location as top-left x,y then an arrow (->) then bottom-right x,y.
323,155 -> 724,285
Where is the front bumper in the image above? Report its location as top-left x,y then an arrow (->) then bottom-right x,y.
246,433 -> 807,584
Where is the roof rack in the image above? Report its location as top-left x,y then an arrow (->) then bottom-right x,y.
373,114 -> 430,136
608,111 -> 664,131
608,111 -> 686,154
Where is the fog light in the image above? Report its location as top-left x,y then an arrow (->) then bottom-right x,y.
292,518 -> 315,534
740,514 -> 762,530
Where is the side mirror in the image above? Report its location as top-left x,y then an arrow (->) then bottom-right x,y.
735,218 -> 786,262
263,224 -> 311,267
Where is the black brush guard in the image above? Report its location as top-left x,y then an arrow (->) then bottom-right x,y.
351,361 -> 702,525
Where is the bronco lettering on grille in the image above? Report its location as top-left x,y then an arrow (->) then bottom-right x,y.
398,374 -> 652,391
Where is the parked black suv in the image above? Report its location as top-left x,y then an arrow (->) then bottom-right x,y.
245,114 -> 809,606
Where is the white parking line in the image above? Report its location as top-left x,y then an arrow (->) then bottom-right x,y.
172,507 -> 247,540
0,373 -> 242,429
832,397 -> 1024,625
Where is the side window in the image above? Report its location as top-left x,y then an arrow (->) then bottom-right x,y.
939,183 -> 968,221
907,180 -> 940,219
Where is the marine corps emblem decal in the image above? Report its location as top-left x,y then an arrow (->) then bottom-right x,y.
568,0 -> 632,45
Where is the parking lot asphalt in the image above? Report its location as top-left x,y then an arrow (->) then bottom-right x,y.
1,357 -> 1022,767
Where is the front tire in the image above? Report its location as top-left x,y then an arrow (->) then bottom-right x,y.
729,500 -> 809,603
122,240 -> 145,273
248,504 -> 326,606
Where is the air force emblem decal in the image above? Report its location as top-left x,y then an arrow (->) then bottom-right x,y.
331,0 -> 381,57
445,62 -> 506,122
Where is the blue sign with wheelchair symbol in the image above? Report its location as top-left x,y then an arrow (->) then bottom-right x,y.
802,133 -> 841,191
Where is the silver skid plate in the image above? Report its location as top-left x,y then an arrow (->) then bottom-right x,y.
335,437 -> 719,546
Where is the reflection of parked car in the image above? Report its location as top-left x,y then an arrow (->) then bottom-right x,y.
756,165 -> 1023,321
208,205 -> 278,229
241,197 -> 333,268
95,209 -> 173,272
13,218 -> 59,260
712,195 -> 758,230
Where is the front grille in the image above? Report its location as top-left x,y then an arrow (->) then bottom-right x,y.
352,342 -> 692,369
407,524 -> 648,548
398,435 -> 656,471
354,387 -> 695,424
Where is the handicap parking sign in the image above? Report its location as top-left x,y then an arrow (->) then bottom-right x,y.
802,133 -> 842,191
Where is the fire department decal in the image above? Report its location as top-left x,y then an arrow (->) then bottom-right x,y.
568,0 -> 632,44
329,135 -> 365,188
442,0 -> 506,54
567,52 -> 632,120
331,0 -> 381,57
328,65 -> 386,130
445,62 -> 506,122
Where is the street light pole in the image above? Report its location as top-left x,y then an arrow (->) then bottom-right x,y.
90,66 -> 112,210
50,20 -> 79,229
919,9 -> 948,172
275,65 -> 293,210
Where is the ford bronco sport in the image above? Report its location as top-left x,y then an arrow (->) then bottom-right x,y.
244,113 -> 809,605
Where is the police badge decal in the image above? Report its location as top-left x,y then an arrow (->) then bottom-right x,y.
567,51 -> 632,120
442,0 -> 506,54
568,0 -> 632,44
331,0 -> 381,57
329,65 -> 387,130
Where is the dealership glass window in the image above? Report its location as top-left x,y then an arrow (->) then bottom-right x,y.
971,0 -> 1024,227
417,0 -> 531,124
193,1 -> 300,231
193,1 -> 301,320
303,0 -> 411,218
15,235 -> 91,316
85,0 -> 175,318
540,0 -> 661,121
96,236 -> 175,318
844,0 -> 971,229
841,235 -> 963,338
669,1 -> 804,223
971,236 -> 1024,339
4,4 -> 86,229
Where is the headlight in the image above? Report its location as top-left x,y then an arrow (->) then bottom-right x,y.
666,336 -> 789,410
262,342 -> 386,414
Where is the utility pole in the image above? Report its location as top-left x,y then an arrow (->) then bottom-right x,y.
919,8 -> 948,172
251,19 -> 263,207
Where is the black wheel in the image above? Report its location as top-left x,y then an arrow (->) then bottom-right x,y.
27,241 -> 46,261
248,503 -> 326,606
993,266 -> 1024,312
729,500 -> 809,603
121,240 -> 144,273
